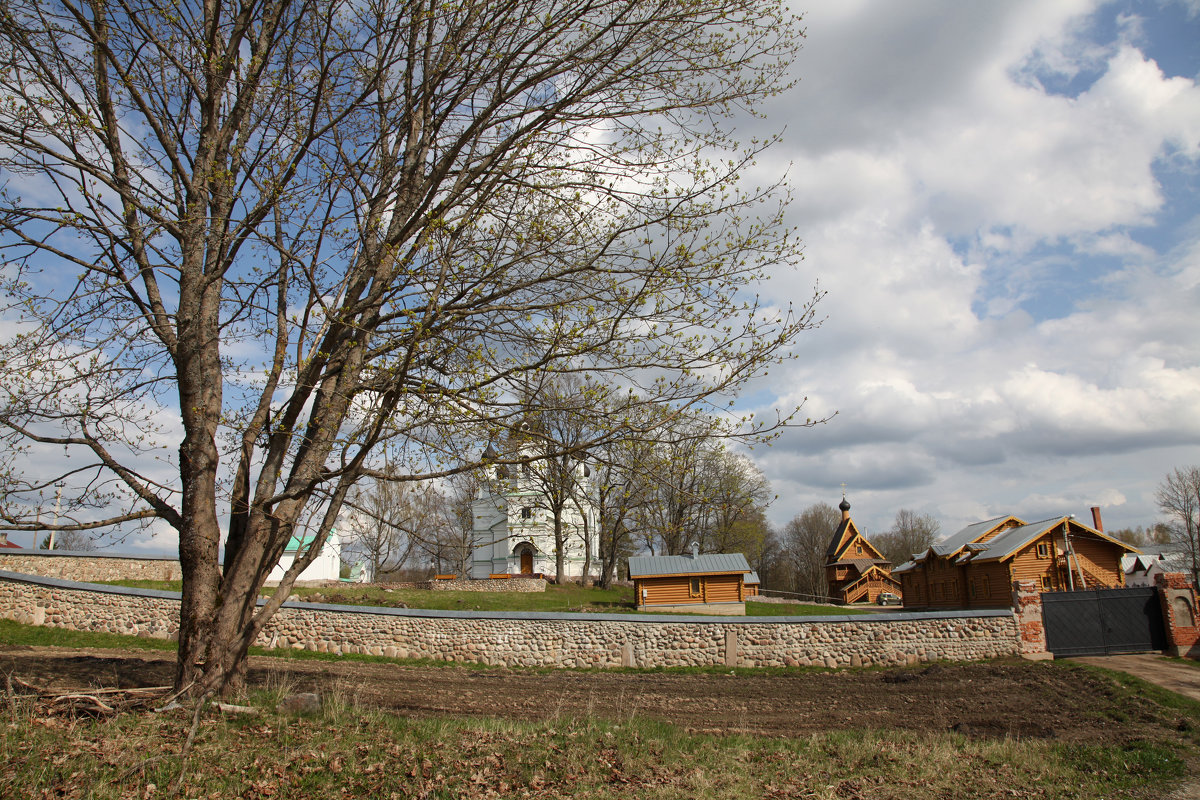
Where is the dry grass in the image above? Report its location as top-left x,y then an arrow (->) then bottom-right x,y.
0,678 -> 1189,800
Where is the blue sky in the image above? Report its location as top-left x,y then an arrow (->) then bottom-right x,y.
745,0 -> 1200,538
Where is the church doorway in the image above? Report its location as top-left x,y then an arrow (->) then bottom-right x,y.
514,543 -> 535,575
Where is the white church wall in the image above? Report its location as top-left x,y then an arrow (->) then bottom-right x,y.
267,530 -> 342,584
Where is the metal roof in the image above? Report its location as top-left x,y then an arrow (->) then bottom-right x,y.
932,515 -> 1021,557
964,517 -> 1072,562
745,570 -> 760,585
628,552 -> 752,578
971,516 -> 1140,563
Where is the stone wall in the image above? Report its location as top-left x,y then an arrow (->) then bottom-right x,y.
0,569 -> 1021,669
0,550 -> 181,583
430,577 -> 547,593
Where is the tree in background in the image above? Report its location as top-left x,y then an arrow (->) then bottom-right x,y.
39,530 -> 96,552
505,377 -> 598,583
343,475 -> 448,580
751,525 -> 789,593
632,422 -> 776,558
589,418 -> 659,589
781,502 -> 840,602
874,509 -> 941,566
703,452 -> 774,558
1157,466 -> 1200,584
441,470 -> 487,579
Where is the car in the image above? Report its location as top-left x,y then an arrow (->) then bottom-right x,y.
876,592 -> 901,606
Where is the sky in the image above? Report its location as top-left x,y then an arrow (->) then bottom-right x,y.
743,0 -> 1200,539
3,0 -> 1197,555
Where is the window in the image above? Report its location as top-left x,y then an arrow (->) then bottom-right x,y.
855,544 -> 863,555
981,576 -> 990,597
689,577 -> 702,597
969,579 -> 977,599
1040,575 -> 1051,591
520,507 -> 532,520
1036,542 -> 1050,559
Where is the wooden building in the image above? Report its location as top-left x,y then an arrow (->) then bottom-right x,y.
628,547 -> 752,614
894,514 -> 1138,609
825,498 -> 901,604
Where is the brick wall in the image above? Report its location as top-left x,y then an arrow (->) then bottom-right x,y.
1011,579 -> 1050,659
1155,572 -> 1200,658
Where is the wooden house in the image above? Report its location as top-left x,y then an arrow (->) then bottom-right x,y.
744,570 -> 761,597
825,498 -> 902,604
628,547 -> 752,614
894,514 -> 1138,609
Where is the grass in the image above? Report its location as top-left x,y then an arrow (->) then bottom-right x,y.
3,620 -> 1197,797
97,579 -> 866,616
1,681 -> 1190,799
1064,658 -> 1200,726
0,617 -> 177,653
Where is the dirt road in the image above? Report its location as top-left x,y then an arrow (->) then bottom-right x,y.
2,644 -> 1195,744
1069,654 -> 1200,703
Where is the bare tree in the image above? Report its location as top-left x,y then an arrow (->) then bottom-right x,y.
633,416 -> 725,556
1109,526 -> 1148,548
40,529 -> 97,552
1157,466 -> 1200,585
874,509 -> 941,566
783,503 -> 840,602
590,426 -> 655,589
507,377 -> 597,583
441,470 -> 486,578
703,451 -> 773,556
0,0 -> 813,696
343,475 -> 447,580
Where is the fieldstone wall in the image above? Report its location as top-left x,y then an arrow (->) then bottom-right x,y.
0,550 -> 181,583
430,577 -> 547,593
0,570 -> 1021,669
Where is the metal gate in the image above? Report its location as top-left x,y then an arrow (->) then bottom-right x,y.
1042,587 -> 1167,657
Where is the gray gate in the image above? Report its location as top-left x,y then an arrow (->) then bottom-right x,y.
1042,587 -> 1166,657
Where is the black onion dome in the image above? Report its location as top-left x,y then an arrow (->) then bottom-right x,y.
839,497 -> 851,513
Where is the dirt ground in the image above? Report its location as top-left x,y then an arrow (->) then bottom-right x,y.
2,644 -> 1196,745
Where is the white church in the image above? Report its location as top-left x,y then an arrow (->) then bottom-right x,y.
469,445 -> 599,580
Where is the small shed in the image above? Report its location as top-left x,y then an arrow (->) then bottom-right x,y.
744,570 -> 761,597
628,547 -> 752,615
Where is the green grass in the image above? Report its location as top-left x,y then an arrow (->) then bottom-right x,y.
745,601 -> 875,617
1,686 -> 1189,799
1063,659 -> 1200,731
96,579 -> 854,616
0,617 -> 177,653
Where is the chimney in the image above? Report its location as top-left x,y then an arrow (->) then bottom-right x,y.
1090,506 -> 1103,533
689,541 -> 700,559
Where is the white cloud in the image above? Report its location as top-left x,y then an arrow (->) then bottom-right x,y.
746,1 -> 1200,537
